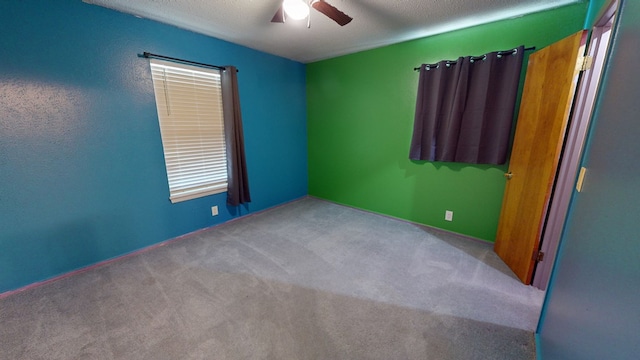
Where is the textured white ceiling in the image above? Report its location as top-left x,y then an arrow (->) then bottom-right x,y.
83,0 -> 582,63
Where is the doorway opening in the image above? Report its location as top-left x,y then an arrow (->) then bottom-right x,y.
492,0 -> 619,289
532,0 -> 618,290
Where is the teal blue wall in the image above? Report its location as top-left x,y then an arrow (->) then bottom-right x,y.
0,0 -> 308,293
537,0 -> 640,358
585,0 -> 610,27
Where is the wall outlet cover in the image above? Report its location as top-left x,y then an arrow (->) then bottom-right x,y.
445,210 -> 453,221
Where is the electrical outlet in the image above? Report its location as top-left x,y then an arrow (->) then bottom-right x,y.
445,210 -> 453,221
211,206 -> 219,216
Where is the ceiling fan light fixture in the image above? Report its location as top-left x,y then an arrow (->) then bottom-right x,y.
282,0 -> 309,20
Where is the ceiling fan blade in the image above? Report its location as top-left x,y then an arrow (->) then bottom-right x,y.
271,5 -> 285,23
311,0 -> 352,26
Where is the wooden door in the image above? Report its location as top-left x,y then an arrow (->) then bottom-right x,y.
494,31 -> 588,284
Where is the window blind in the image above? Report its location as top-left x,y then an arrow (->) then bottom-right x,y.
149,58 -> 227,203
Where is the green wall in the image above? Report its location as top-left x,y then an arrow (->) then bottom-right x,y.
307,3 -> 588,241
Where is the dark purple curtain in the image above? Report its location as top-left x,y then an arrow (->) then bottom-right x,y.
221,66 -> 251,206
409,46 -> 525,164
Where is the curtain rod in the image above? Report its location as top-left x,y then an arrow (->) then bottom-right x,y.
413,46 -> 535,71
141,52 -> 235,72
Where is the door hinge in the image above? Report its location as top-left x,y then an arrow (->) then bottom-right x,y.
580,56 -> 593,71
535,251 -> 545,262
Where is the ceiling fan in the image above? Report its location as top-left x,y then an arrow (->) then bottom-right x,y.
271,0 -> 353,27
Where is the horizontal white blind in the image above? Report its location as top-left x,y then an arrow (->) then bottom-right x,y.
150,59 -> 227,203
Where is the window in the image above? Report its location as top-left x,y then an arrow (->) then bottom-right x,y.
149,59 -> 227,203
